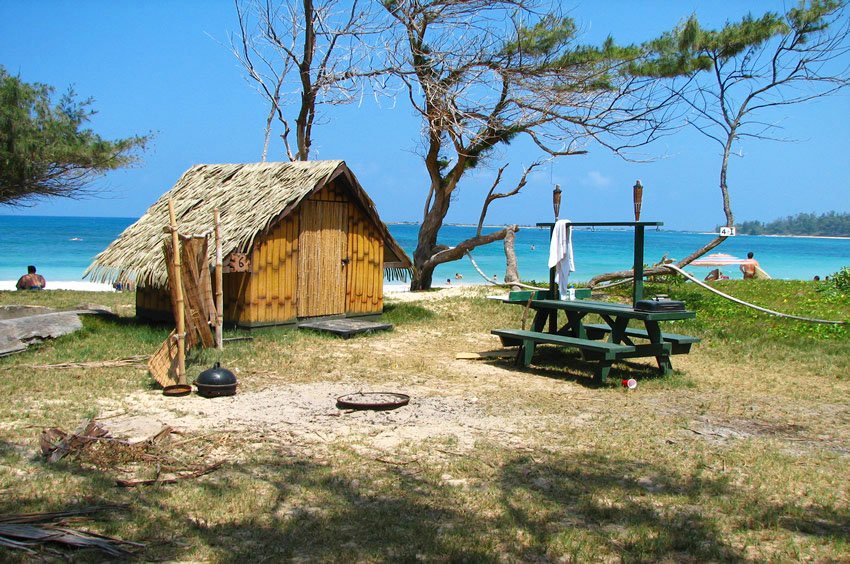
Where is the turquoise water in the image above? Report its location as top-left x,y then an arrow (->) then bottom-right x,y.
0,216 -> 847,284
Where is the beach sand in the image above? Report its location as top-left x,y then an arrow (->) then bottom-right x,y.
0,280 -> 116,292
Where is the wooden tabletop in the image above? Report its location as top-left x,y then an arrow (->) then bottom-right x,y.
524,299 -> 696,321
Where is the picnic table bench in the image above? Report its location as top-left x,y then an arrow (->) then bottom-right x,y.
491,328 -> 635,380
494,298 -> 699,383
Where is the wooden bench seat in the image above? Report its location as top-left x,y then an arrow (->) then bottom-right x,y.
582,323 -> 700,354
491,329 -> 635,373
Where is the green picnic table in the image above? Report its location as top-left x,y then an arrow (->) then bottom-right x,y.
493,298 -> 699,383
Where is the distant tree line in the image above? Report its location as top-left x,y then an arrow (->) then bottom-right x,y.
732,212 -> 850,237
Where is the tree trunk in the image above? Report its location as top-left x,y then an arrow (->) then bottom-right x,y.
719,134 -> 735,228
503,227 -> 520,290
410,224 -> 518,291
587,235 -> 727,287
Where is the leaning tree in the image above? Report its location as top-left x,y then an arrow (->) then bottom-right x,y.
0,66 -> 148,206
381,0 -> 682,290
589,0 -> 850,286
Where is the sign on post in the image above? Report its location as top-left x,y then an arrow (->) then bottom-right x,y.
222,252 -> 252,273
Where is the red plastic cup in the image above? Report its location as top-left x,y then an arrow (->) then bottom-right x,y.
622,378 -> 637,389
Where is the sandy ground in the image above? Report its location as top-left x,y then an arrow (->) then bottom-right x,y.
98,284 -> 522,455
0,280 -> 115,292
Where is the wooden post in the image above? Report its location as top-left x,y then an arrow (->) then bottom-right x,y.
214,208 -> 223,350
633,224 -> 645,307
168,198 -> 187,385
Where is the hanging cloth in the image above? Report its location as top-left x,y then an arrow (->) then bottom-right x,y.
548,219 -> 575,299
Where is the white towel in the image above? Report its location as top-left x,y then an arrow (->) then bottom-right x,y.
548,219 -> 575,299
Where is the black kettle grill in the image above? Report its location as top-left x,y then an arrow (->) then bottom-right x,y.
194,362 -> 238,398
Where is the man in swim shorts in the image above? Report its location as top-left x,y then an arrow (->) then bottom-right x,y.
740,252 -> 759,280
16,265 -> 46,290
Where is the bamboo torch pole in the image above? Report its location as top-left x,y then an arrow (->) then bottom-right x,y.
214,208 -> 223,350
168,198 -> 187,385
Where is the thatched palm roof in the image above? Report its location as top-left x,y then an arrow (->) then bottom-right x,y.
85,160 -> 412,287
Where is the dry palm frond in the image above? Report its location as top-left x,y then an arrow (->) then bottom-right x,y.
20,355 -> 149,369
0,506 -> 143,557
40,419 -> 109,462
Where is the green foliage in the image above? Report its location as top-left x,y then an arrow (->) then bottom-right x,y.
820,266 -> 850,300
787,0 -> 844,32
637,279 -> 850,342
733,211 -> 850,237
501,14 -> 576,58
0,66 -> 149,206
640,12 -> 786,77
829,266 -> 850,291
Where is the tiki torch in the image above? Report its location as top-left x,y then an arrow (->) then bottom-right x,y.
553,185 -> 562,220
632,180 -> 643,222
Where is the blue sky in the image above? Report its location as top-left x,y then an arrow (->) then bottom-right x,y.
2,0 -> 848,231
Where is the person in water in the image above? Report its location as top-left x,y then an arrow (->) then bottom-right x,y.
740,252 -> 760,280
16,265 -> 46,290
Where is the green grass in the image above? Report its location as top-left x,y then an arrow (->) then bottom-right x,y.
0,281 -> 848,561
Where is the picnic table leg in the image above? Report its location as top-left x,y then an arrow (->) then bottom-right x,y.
604,315 -> 630,344
594,359 -> 614,384
515,339 -> 536,367
564,311 -> 586,338
645,321 -> 673,374
531,309 -> 548,332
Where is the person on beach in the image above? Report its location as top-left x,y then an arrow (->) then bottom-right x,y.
704,268 -> 728,281
740,252 -> 759,279
16,265 -> 46,290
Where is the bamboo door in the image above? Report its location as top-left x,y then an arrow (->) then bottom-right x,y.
297,200 -> 349,317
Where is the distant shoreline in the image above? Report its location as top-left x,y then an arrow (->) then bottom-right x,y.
762,233 -> 850,240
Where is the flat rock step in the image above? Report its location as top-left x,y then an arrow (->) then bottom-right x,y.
298,318 -> 392,338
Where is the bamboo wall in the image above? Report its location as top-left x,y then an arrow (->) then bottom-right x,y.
136,285 -> 172,321
347,206 -> 384,313
135,178 -> 385,326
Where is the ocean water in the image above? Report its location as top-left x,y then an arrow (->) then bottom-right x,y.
0,216 -> 847,285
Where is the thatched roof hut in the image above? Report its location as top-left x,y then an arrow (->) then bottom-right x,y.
87,160 -> 412,327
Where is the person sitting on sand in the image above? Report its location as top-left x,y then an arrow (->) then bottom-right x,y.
16,265 -> 46,290
740,252 -> 759,280
704,268 -> 729,282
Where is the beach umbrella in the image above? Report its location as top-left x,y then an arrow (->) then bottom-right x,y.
690,253 -> 746,267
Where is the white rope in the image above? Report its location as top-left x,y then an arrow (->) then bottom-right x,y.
663,264 -> 847,325
464,251 -> 547,290
594,277 -> 634,290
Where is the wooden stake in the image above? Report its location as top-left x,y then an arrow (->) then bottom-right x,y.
168,198 -> 187,385
214,208 -> 223,350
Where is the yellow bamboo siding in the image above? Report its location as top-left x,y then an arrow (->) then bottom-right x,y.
369,226 -> 383,308
346,205 -> 384,314
240,215 -> 299,325
283,215 -> 298,317
372,233 -> 384,308
270,223 -> 281,320
375,243 -> 384,307
297,199 -> 347,317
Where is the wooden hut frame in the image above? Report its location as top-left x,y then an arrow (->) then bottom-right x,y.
86,161 -> 412,327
